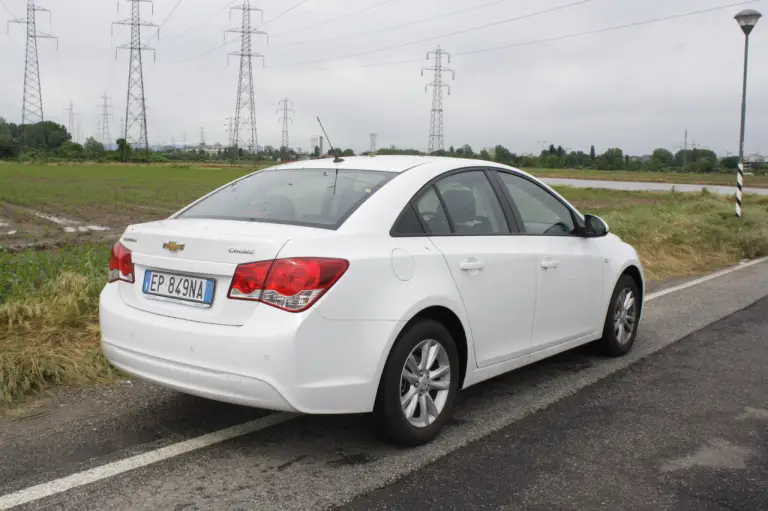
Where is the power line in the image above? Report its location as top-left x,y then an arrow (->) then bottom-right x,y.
168,0 -> 310,65
148,0 -> 184,42
160,0 -> 239,41
271,0 -> 398,38
284,0 -> 763,71
273,0 -> 522,47
266,0 -> 312,25
453,0 -> 763,58
283,0 -> 593,67
0,0 -> 16,19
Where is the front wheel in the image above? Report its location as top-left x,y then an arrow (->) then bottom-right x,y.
599,274 -> 640,357
374,319 -> 460,446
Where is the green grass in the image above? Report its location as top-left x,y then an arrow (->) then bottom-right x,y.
556,187 -> 768,279
0,241 -> 111,303
529,168 -> 768,188
0,162 -> 262,219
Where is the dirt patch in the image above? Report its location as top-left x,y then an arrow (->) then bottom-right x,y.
0,202 -> 120,250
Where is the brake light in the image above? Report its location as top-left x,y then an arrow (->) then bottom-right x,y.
108,242 -> 134,283
228,258 -> 349,312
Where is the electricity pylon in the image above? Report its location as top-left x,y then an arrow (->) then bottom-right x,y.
422,46 -> 454,154
277,98 -> 293,149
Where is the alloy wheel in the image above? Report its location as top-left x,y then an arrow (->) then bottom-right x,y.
613,288 -> 637,345
399,339 -> 451,428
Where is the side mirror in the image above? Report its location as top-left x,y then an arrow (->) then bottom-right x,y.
584,214 -> 609,238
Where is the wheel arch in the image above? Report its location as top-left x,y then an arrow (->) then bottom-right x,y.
374,305 -> 470,408
621,264 -> 645,315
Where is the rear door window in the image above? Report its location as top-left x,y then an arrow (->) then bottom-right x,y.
178,168 -> 394,229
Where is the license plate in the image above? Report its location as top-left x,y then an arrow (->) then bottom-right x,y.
142,270 -> 215,307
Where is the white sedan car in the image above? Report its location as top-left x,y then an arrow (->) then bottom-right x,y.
100,156 -> 643,445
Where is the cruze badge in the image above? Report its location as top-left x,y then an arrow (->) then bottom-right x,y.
229,247 -> 255,255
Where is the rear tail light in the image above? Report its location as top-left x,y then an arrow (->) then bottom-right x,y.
108,242 -> 135,283
228,257 -> 349,312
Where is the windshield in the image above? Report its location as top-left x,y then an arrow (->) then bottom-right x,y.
177,167 -> 395,229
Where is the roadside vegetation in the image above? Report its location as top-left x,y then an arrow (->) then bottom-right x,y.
2,163 -> 768,405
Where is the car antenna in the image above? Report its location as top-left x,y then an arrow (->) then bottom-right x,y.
317,116 -> 344,195
317,117 -> 344,164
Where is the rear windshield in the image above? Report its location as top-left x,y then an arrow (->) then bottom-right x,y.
177,167 -> 395,229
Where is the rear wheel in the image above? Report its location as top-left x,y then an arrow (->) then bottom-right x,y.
599,274 -> 640,357
374,319 -> 459,446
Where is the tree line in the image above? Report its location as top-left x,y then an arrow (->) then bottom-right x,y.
1,117 -> 762,173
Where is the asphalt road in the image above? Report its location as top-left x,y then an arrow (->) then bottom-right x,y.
1,260 -> 768,510
343,296 -> 768,511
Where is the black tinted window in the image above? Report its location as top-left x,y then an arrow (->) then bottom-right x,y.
391,205 -> 425,236
415,187 -> 451,235
178,168 -> 394,229
435,171 -> 509,235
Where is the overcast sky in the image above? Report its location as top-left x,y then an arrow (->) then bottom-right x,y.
1,0 -> 766,156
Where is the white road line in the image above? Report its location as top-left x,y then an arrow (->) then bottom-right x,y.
0,412 -> 296,510
2,256 -> 767,510
645,256 -> 768,302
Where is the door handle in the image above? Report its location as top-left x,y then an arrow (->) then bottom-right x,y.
540,260 -> 559,270
460,260 -> 485,271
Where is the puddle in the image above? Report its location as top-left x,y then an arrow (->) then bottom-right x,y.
33,211 -> 110,233
33,212 -> 79,226
2,230 -> 17,236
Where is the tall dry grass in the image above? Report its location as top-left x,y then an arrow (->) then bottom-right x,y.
0,272 -> 117,404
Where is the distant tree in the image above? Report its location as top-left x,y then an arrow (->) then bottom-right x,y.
58,141 -> 84,159
721,156 -> 739,170
556,145 -> 565,158
378,148 -> 423,156
116,138 -> 131,161
462,144 -> 474,158
650,148 -> 675,168
597,148 -> 624,170
0,118 -> 17,158
84,137 -> 105,158
478,149 -> 492,161
548,144 -> 556,155
448,145 -> 455,155
312,146 -> 320,157
342,148 -> 355,157
17,121 -> 70,151
494,145 -> 516,166
589,145 -> 596,160
675,148 -> 717,168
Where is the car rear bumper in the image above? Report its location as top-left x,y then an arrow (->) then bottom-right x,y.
102,341 -> 296,411
99,284 -> 400,414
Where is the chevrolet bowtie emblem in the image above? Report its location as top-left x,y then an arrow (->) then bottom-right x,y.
163,241 -> 185,253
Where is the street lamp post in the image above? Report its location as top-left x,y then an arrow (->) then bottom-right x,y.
734,9 -> 761,218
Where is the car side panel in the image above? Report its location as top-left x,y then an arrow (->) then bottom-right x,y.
277,234 -> 478,388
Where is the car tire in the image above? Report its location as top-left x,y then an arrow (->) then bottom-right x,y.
373,319 -> 460,447
599,274 -> 641,357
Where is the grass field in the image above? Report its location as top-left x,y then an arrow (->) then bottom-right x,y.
528,168 -> 768,188
2,161 -> 768,405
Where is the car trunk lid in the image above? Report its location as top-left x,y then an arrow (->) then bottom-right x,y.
118,219 -> 334,326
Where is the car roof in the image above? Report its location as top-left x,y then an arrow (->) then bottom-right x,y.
271,155 -> 507,174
